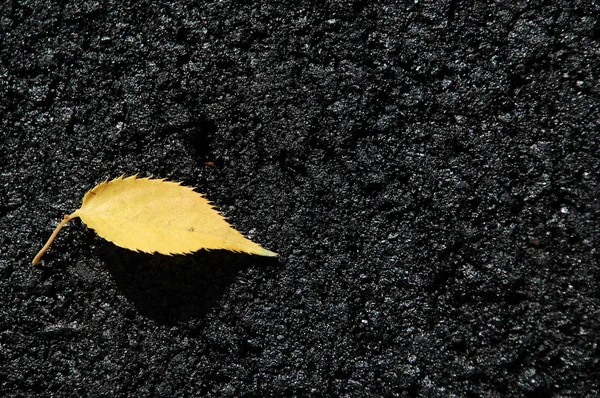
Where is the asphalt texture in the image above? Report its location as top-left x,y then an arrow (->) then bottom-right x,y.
1,1 -> 599,397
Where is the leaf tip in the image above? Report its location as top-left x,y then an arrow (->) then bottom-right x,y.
260,248 -> 279,257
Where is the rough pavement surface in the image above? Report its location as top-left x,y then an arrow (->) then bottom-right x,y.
1,1 -> 599,397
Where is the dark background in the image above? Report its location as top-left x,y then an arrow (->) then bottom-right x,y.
1,1 -> 599,396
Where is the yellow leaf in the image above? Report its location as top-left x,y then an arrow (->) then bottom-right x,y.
32,175 -> 277,264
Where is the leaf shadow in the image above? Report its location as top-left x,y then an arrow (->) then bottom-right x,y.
99,244 -> 275,325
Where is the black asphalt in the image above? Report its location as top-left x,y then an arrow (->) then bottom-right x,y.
1,1 -> 599,396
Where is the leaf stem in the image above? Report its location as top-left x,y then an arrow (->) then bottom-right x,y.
32,214 -> 74,265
